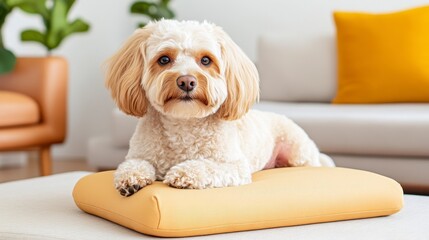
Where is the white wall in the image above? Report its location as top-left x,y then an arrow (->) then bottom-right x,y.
3,0 -> 428,159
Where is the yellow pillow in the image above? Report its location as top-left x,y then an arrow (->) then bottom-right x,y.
73,168 -> 403,237
333,6 -> 429,103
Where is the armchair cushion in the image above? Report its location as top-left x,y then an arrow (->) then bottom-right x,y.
73,167 -> 403,237
0,57 -> 67,150
0,91 -> 39,127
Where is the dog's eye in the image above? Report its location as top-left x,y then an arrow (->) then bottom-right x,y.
158,56 -> 171,65
201,56 -> 211,66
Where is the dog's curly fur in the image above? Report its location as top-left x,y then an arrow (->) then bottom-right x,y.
106,20 -> 334,196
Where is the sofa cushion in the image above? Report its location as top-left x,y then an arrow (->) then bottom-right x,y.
254,101 -> 429,157
258,35 -> 336,102
0,91 -> 40,127
333,6 -> 429,103
73,168 -> 403,237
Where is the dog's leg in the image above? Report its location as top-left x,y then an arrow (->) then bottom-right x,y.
272,138 -> 321,167
114,159 -> 156,196
267,128 -> 336,168
163,159 -> 252,189
275,118 -> 323,167
319,153 -> 336,167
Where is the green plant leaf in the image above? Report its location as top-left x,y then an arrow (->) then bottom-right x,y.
130,1 -> 153,13
6,0 -> 49,19
138,22 -> 147,28
46,0 -> 70,50
11,0 -> 90,53
21,29 -> 46,45
131,0 -> 175,26
160,0 -> 171,7
158,5 -> 174,19
0,47 -> 16,73
62,18 -> 89,37
0,0 -> 17,35
131,1 -> 158,18
63,0 -> 75,14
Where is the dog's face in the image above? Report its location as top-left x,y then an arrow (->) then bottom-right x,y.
106,20 -> 259,120
143,21 -> 227,119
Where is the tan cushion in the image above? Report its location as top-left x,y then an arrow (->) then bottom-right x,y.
73,167 -> 403,237
0,91 -> 40,127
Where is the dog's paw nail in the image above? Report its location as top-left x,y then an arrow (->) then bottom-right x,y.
132,184 -> 142,191
119,188 -> 129,196
118,185 -> 138,197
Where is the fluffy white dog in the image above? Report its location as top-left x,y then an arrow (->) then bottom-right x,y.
106,20 -> 334,196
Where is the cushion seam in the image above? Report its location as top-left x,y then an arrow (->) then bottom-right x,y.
76,201 -> 400,232
153,207 -> 401,232
153,196 -> 162,229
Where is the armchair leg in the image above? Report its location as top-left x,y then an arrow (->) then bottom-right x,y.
39,146 -> 52,176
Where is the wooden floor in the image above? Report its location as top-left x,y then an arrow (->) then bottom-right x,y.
0,158 -> 96,183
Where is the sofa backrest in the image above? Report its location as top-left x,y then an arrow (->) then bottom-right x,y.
258,34 -> 337,103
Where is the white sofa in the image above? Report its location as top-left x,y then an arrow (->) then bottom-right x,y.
256,35 -> 429,193
88,34 -> 429,194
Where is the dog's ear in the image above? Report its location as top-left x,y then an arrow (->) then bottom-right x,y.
105,28 -> 152,117
214,27 -> 260,121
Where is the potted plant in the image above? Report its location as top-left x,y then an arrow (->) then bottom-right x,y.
130,0 -> 175,28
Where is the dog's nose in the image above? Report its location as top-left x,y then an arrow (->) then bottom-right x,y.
176,75 -> 197,92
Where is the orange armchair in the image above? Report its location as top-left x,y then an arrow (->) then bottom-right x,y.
0,57 -> 67,176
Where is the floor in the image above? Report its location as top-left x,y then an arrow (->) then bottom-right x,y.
0,157 -> 96,183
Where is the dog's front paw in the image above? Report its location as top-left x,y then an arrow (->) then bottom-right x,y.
163,171 -> 207,189
114,175 -> 153,197
163,161 -> 211,189
114,159 -> 156,197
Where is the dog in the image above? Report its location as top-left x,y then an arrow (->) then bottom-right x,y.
106,19 -> 334,197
